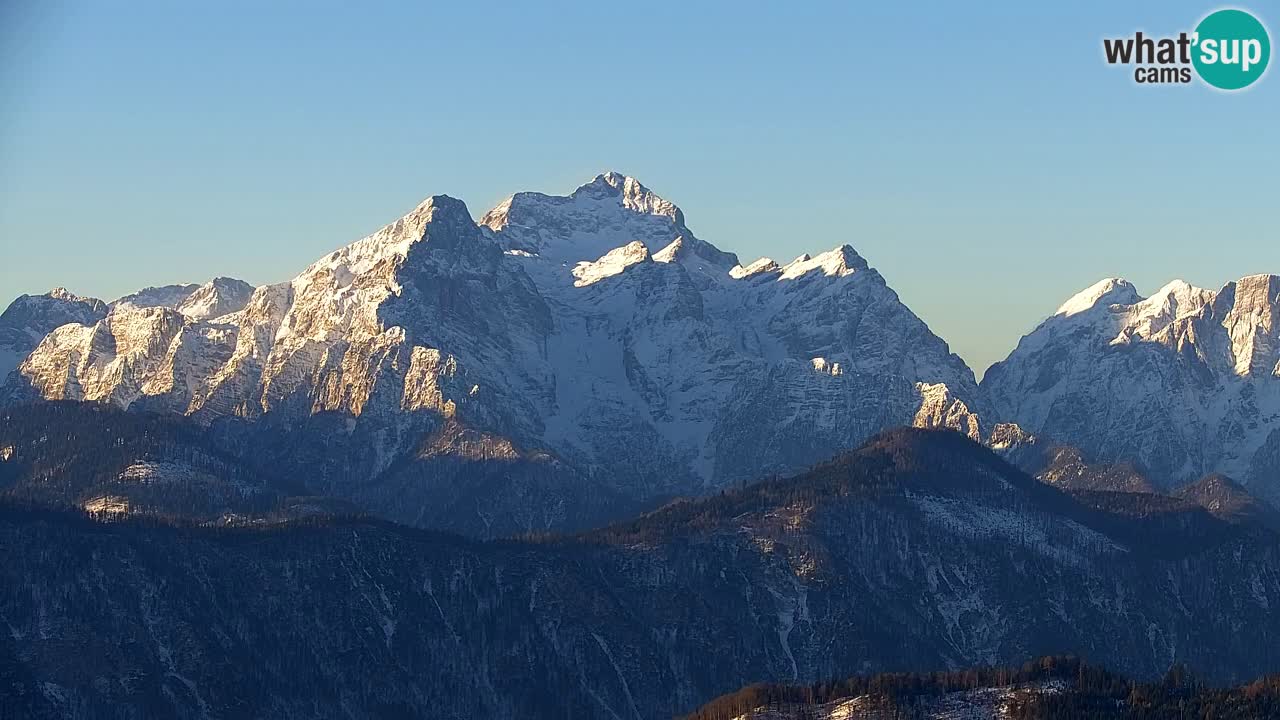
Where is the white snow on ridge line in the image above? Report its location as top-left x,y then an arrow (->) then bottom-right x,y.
569,242 -> 870,285
730,257 -> 783,279
572,241 -> 651,287
1129,279 -> 1210,318
1054,277 -> 1139,317
778,246 -> 866,281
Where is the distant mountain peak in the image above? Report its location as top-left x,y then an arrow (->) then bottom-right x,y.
112,283 -> 202,310
310,194 -> 479,282
479,173 -> 739,269
570,171 -> 681,220
573,170 -> 629,196
779,245 -> 868,280
46,287 -> 92,303
1054,277 -> 1140,317
0,288 -> 107,329
0,288 -> 111,380
176,277 -> 255,321
985,271 -> 1280,498
1128,279 -> 1212,321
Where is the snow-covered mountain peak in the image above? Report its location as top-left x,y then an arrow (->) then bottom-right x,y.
1140,279 -> 1208,307
113,283 -> 203,311
104,277 -> 255,322
0,288 -> 107,331
478,173 -> 737,269
1041,278 -> 1217,340
46,287 -> 91,303
985,271 -> 1280,498
1054,277 -> 1140,317
283,194 -> 480,328
0,288 -> 110,379
316,194 -> 475,277
176,277 -> 255,321
279,193 -> 493,351
570,170 -> 630,199
571,171 -> 683,222
778,245 -> 867,280
1126,279 -> 1213,331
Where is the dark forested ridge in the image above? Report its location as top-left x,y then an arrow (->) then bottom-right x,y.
4,426 -> 1280,718
7,402 -> 1277,543
686,655 -> 1280,719
580,427 -> 1272,557
0,402 -> 355,522
0,401 -> 647,536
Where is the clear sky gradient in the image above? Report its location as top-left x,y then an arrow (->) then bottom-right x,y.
2,1 -> 1276,375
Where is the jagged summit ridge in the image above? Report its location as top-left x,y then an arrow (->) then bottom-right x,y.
0,288 -> 110,380
1054,277 -> 1139,317
779,245 -> 867,280
984,274 -> 1280,498
5,173 -> 986,533
479,171 -> 739,270
177,277 -> 255,320
576,171 -> 685,222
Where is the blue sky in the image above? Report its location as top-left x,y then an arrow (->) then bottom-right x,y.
1,1 -> 1276,374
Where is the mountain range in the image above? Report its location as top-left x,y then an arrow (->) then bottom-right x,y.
3,172 -> 1280,719
984,275 -> 1280,499
2,172 -> 1276,533
1,173 -> 989,535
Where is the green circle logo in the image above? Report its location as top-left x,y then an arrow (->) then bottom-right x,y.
1192,9 -> 1271,90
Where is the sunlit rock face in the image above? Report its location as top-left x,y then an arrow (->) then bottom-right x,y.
0,287 -> 108,381
3,174 -> 985,535
983,274 -> 1280,498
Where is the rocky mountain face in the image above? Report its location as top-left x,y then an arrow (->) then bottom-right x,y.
3,175 -> 1276,528
1175,473 -> 1280,530
2,173 -> 983,535
983,275 -> 1280,499
4,430 -> 1280,720
1002,440 -> 1158,495
109,278 -> 255,320
0,289 -> 107,381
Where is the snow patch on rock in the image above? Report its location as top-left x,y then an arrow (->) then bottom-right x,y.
573,241 -> 651,287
